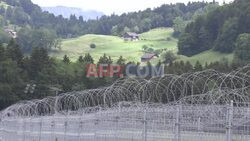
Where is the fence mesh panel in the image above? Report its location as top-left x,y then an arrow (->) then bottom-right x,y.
1,102 -> 250,141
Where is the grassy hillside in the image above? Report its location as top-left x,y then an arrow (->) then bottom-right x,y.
51,28 -> 177,62
51,27 -> 234,65
177,50 -> 234,65
140,28 -> 174,41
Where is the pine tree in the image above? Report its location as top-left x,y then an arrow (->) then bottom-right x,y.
185,61 -> 193,72
0,45 -> 5,62
78,56 -> 84,63
83,53 -> 94,64
116,56 -> 126,65
98,54 -> 113,65
63,55 -> 70,64
146,61 -> 152,78
194,61 -> 203,71
6,39 -> 23,66
29,47 -> 50,79
205,62 -> 208,69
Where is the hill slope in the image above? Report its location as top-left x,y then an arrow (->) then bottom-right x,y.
50,28 -> 177,62
51,27 -> 233,65
178,50 -> 234,65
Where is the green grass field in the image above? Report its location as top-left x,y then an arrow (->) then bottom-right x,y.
177,50 -> 234,65
51,27 -> 234,65
50,28 -> 177,62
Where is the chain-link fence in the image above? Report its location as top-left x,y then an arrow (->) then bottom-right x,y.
1,102 -> 250,141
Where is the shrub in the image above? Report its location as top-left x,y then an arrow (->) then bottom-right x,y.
166,37 -> 172,41
142,45 -> 148,51
90,43 -> 96,49
147,48 -> 154,52
163,51 -> 177,64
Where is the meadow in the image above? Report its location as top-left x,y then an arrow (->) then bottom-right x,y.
51,27 -> 234,65
50,28 -> 177,62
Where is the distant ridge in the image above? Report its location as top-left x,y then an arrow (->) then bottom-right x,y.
42,6 -> 104,20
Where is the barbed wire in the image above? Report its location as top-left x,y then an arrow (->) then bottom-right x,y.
0,65 -> 249,119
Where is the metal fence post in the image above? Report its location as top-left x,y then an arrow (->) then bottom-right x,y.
30,120 -> 34,141
115,103 -> 120,140
174,105 -> 181,141
226,100 -> 233,141
51,120 -> 55,141
198,117 -> 202,141
63,121 -> 68,141
115,115 -> 119,140
38,118 -> 42,141
198,117 -> 201,131
143,108 -> 147,141
94,119 -> 98,141
22,118 -> 26,141
78,119 -> 83,141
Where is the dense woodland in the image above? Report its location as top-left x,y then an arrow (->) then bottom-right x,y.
178,0 -> 250,61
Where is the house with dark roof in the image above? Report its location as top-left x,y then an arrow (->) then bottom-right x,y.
123,32 -> 139,41
141,53 -> 156,62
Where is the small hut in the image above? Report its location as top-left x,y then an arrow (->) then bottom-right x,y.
123,32 -> 139,41
141,53 -> 156,62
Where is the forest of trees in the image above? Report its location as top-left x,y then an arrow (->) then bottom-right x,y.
178,0 -> 250,61
0,0 -> 212,52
